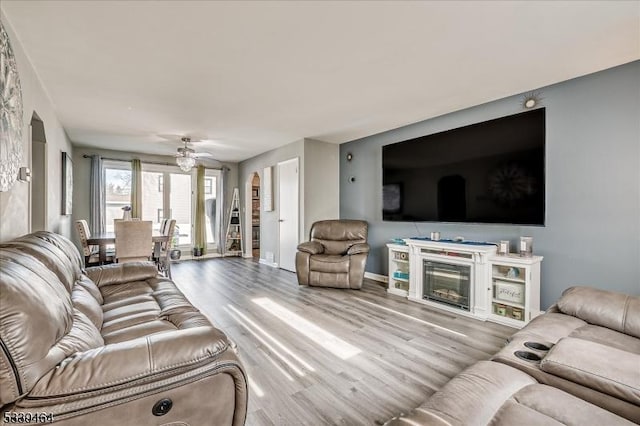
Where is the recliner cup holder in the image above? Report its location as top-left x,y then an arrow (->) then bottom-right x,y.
514,350 -> 541,362
524,341 -> 551,351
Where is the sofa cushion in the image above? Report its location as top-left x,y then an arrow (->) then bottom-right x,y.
569,324 -> 640,355
510,312 -> 587,343
0,251 -> 74,405
310,254 -> 350,273
493,383 -> 634,426
540,337 -> 640,406
557,286 -> 640,338
310,219 -> 367,255
99,274 -> 205,345
387,361 -> 635,426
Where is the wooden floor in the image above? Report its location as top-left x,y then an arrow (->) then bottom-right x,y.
172,258 -> 514,426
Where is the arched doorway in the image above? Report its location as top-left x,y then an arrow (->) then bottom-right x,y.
250,173 -> 261,258
30,112 -> 47,232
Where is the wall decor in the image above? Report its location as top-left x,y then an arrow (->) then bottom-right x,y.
263,166 -> 273,211
61,152 -> 73,215
0,21 -> 24,192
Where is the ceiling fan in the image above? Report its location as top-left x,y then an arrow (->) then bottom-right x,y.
174,137 -> 213,172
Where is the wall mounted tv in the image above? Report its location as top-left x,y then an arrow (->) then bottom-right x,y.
382,108 -> 545,225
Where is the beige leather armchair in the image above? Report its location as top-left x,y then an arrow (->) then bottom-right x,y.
296,220 -> 369,289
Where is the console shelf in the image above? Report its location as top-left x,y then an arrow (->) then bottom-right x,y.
386,239 -> 543,328
490,255 -> 543,328
387,243 -> 410,297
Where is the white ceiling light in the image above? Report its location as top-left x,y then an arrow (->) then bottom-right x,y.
176,137 -> 197,172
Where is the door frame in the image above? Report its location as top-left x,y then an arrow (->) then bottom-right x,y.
277,157 -> 300,271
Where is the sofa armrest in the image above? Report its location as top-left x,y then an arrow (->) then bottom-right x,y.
347,243 -> 370,255
86,261 -> 159,287
540,337 -> 640,405
297,241 -> 324,255
29,326 -> 230,399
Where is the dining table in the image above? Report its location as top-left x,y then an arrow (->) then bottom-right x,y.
87,231 -> 170,264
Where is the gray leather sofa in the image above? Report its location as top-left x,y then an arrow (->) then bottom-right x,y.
0,231 -> 247,425
296,220 -> 369,289
387,286 -> 640,425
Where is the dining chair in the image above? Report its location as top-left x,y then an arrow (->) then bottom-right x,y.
115,220 -> 153,263
156,219 -> 176,278
75,219 -> 114,266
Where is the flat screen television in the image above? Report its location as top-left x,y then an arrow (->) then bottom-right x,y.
382,108 -> 545,225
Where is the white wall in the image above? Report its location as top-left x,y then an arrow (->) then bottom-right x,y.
238,140 -> 305,264
0,15 -> 74,241
238,138 -> 340,266
303,139 -> 339,238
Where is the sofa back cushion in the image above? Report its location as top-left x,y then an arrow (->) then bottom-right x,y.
310,220 -> 367,255
0,232 -> 102,406
3,231 -> 83,293
0,250 -> 73,405
557,286 -> 640,339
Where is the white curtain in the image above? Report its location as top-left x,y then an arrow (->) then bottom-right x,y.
89,155 -> 105,235
217,166 -> 229,255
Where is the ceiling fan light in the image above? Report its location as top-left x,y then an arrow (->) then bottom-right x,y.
176,155 -> 195,172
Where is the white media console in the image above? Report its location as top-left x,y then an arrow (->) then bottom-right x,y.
387,239 -> 543,328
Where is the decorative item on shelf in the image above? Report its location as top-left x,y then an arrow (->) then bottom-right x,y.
430,231 -> 440,241
393,271 -> 409,280
519,236 -> 533,257
511,307 -> 524,321
498,240 -> 510,255
506,267 -> 520,279
230,208 -> 240,224
495,280 -> 525,304
121,205 -> 132,221
496,304 -> 507,316
394,251 -> 408,261
390,238 -> 406,245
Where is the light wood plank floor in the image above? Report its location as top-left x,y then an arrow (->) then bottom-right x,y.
172,258 -> 514,425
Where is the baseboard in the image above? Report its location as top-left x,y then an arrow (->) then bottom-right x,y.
259,258 -> 278,268
365,272 -> 388,283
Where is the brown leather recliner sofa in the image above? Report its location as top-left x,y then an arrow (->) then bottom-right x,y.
296,220 -> 369,289
387,286 -> 640,425
0,231 -> 247,425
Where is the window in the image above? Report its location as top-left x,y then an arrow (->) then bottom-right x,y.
103,161 -> 219,249
104,161 -> 132,232
204,174 -> 218,245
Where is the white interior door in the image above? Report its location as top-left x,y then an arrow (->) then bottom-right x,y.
277,158 -> 299,272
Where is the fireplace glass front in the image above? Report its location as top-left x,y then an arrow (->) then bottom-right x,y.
423,260 -> 471,311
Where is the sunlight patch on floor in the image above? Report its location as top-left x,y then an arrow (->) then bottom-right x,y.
226,304 -> 315,372
224,306 -> 307,377
247,377 -> 264,398
354,297 -> 468,338
252,297 -> 361,360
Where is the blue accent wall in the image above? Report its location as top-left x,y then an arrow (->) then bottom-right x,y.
340,61 -> 640,308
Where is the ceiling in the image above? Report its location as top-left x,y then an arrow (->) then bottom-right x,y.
2,1 -> 639,162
